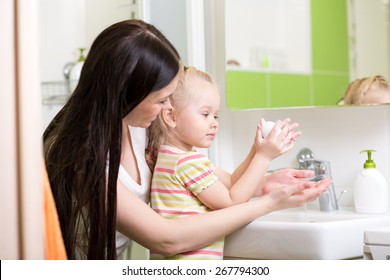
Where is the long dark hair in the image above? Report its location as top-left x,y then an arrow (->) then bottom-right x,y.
43,20 -> 180,259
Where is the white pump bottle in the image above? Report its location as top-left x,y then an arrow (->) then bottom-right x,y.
353,150 -> 388,214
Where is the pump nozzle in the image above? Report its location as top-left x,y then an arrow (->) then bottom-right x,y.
77,48 -> 86,62
360,149 -> 377,168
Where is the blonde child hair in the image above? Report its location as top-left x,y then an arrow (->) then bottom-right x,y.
146,66 -> 215,169
343,75 -> 390,105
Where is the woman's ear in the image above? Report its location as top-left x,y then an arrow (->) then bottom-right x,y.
162,108 -> 177,128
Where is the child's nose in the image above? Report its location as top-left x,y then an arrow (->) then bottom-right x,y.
163,98 -> 172,110
211,119 -> 219,128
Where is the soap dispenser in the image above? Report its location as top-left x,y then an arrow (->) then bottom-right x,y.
353,150 -> 388,213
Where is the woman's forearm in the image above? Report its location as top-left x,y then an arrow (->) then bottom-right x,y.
116,180 -> 327,257
116,183 -> 272,256
153,199 -> 273,256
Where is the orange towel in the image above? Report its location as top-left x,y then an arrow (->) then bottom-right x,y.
43,161 -> 67,260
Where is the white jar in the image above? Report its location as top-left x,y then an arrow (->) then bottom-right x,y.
69,48 -> 86,93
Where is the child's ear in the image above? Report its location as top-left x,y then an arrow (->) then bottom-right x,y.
162,108 -> 177,128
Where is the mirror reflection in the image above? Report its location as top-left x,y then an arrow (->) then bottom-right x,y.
225,0 -> 390,109
341,75 -> 390,105
39,0 -> 390,116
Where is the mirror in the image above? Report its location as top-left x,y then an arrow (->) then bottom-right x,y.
225,0 -> 390,109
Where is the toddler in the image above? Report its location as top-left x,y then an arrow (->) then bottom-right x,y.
147,66 -> 300,260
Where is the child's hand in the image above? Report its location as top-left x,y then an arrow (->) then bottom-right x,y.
255,118 -> 301,160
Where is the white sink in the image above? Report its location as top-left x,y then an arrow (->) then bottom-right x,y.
224,207 -> 390,260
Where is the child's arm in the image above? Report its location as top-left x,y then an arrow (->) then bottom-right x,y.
198,154 -> 270,210
197,121 -> 293,210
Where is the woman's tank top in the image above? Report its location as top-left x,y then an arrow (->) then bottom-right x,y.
116,126 -> 151,259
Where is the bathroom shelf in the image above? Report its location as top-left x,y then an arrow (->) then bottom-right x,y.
41,81 -> 71,105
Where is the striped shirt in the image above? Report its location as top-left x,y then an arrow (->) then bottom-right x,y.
150,145 -> 224,260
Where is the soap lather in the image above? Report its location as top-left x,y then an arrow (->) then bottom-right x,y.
261,121 -> 281,138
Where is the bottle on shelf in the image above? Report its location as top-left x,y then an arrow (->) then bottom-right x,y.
68,48 -> 86,93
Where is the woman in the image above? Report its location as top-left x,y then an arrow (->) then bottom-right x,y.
43,19 -> 330,260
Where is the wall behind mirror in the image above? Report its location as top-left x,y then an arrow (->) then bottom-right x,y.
225,0 -> 390,109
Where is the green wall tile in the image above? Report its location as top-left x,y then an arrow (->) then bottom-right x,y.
226,70 -> 268,109
311,0 -> 349,72
312,74 -> 349,106
269,74 -> 311,107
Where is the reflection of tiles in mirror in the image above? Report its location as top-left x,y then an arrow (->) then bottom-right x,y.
225,0 -> 311,74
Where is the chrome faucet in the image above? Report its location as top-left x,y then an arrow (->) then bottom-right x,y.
309,160 -> 338,212
297,148 -> 338,212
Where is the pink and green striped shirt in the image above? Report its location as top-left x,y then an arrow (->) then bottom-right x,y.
150,145 -> 224,260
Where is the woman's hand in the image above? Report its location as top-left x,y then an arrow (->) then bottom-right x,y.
260,168 -> 332,195
262,168 -> 313,193
261,176 -> 331,213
